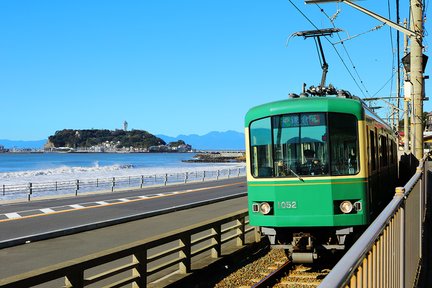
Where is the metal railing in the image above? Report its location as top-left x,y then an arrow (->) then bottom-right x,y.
0,209 -> 258,288
0,167 -> 246,201
319,155 -> 429,287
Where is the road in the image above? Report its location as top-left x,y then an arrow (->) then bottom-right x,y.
0,190 -> 248,282
0,177 -> 247,248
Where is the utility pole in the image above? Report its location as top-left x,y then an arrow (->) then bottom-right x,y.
396,0 -> 401,135
410,0 -> 425,159
403,19 -> 410,154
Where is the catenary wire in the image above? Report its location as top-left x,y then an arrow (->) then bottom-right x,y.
387,0 -> 396,103
315,3 -> 372,97
372,68 -> 398,97
287,0 -> 367,97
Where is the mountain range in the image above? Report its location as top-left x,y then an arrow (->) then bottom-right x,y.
0,139 -> 47,149
0,130 -> 245,150
157,130 -> 245,150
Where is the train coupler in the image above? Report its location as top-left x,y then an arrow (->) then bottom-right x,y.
289,233 -> 318,263
291,251 -> 318,263
292,232 -> 314,251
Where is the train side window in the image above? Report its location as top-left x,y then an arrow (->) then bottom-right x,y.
389,140 -> 395,164
370,131 -> 376,171
379,135 -> 388,167
328,113 -> 359,175
250,117 -> 273,177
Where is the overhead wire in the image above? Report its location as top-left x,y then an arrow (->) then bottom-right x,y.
315,3 -> 372,97
286,0 -> 367,97
373,69 -> 397,97
332,24 -> 385,45
319,3 -> 401,103
287,0 -> 320,29
288,0 -> 405,106
386,0 -> 396,103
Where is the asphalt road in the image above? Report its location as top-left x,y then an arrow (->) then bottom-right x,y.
0,177 -> 247,247
0,195 -> 249,282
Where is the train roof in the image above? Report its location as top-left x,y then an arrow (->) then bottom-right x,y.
245,94 -> 394,133
245,96 -> 365,126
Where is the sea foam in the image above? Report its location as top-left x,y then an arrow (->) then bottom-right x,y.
0,162 -> 245,185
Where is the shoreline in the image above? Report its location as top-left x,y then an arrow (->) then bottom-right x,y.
0,165 -> 246,201
182,152 -> 246,163
0,152 -> 246,188
0,151 -> 197,154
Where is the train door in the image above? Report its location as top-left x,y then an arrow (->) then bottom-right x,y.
368,127 -> 379,218
378,133 -> 390,208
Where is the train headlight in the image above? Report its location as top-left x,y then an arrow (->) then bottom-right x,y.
340,201 -> 353,214
260,202 -> 272,215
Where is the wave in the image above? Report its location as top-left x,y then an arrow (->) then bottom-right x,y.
0,164 -> 135,183
0,162 -> 245,185
2,164 -> 135,177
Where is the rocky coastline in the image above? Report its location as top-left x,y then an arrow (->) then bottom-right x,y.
183,152 -> 245,163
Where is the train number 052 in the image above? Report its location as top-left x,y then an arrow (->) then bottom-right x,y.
278,201 -> 297,209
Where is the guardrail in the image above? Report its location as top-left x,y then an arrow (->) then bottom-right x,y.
0,166 -> 246,201
0,209 -> 258,288
319,154 -> 429,287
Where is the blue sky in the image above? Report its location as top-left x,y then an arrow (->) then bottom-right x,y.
0,1 -> 430,140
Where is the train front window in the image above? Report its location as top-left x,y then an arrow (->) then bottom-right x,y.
272,113 -> 328,177
249,112 -> 359,178
250,117 -> 273,177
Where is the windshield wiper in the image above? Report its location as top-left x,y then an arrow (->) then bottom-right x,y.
288,167 -> 304,182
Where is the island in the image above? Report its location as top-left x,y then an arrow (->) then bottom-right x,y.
45,129 -> 192,153
182,152 -> 245,163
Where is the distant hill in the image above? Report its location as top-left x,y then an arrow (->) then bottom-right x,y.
0,139 -> 46,149
158,130 -> 245,150
47,129 -> 165,149
0,130 -> 246,150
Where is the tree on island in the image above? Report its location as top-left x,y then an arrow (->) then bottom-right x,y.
47,129 -> 166,149
168,140 -> 186,147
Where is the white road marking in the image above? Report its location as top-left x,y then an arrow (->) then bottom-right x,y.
0,181 -> 244,223
96,201 -> 109,205
40,208 -> 55,214
5,212 -> 22,219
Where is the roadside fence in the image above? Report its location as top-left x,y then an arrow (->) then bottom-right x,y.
0,209 -> 258,288
0,166 -> 246,201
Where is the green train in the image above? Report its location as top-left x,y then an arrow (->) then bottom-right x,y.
245,89 -> 398,263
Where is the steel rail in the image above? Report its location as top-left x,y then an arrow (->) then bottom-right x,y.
251,260 -> 293,288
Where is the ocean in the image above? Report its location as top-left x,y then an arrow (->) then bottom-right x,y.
0,152 -> 245,183
0,153 -> 246,201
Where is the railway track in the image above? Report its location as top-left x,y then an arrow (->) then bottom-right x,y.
274,264 -> 331,287
214,248 -> 332,288
252,261 -> 330,288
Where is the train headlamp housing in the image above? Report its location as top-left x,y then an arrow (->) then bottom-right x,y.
259,202 -> 272,215
340,201 -> 353,214
353,201 -> 362,212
